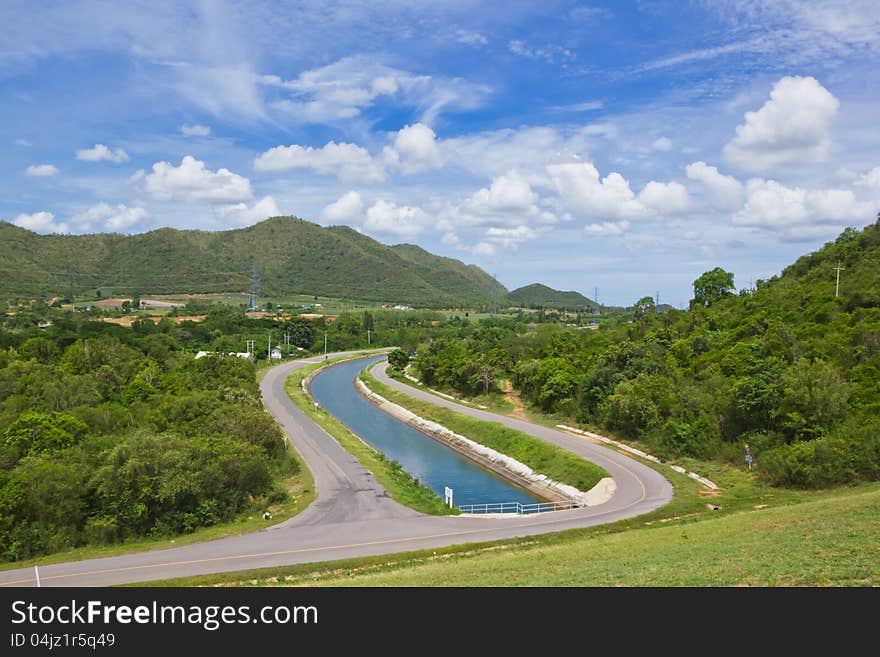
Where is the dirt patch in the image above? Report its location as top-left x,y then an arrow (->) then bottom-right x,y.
698,489 -> 722,498
500,379 -> 529,421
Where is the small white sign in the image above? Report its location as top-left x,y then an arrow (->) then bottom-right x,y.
444,486 -> 453,507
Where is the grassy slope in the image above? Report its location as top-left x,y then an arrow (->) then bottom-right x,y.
309,481 -> 880,586
284,357 -> 456,516
360,369 -> 607,492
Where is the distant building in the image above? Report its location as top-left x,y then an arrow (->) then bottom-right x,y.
393,304 -> 412,310
195,351 -> 254,360
270,346 -> 283,360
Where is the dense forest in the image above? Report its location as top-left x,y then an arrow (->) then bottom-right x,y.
0,299 -> 461,561
410,222 -> 880,488
0,217 -> 506,308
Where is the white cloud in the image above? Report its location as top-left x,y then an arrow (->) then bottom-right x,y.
583,220 -> 630,236
547,162 -> 645,221
320,191 -> 364,223
508,40 -> 575,64
464,172 -> 537,214
638,181 -> 692,215
265,55 -> 490,126
76,143 -> 130,163
216,196 -> 280,227
723,76 -> 840,172
388,123 -> 441,173
471,242 -> 496,256
145,155 -> 253,203
455,30 -> 488,46
12,211 -> 69,234
254,141 -> 385,183
363,200 -> 429,238
652,137 -> 672,152
483,225 -> 539,249
15,139 -> 31,147
73,203 -> 149,232
180,123 -> 211,137
856,166 -> 880,189
25,164 -> 59,176
734,178 -> 873,231
685,161 -> 745,210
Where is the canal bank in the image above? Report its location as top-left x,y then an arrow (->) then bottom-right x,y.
356,369 -> 616,508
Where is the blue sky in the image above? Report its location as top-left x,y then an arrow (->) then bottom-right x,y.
3,1 -> 880,306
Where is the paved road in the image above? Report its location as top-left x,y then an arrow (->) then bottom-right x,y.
0,352 -> 672,587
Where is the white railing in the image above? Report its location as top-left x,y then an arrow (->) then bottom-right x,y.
456,500 -> 584,515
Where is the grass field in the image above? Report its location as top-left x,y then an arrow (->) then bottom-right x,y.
139,479 -> 878,587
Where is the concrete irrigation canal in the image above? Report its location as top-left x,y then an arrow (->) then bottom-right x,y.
309,355 -> 540,509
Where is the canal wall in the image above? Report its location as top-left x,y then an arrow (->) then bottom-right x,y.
355,378 -> 616,508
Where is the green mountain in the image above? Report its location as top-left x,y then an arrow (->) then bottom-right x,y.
0,217 -> 509,308
506,283 -> 597,311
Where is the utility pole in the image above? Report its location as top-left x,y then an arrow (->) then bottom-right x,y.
367,329 -> 371,345
245,339 -> 254,357
267,332 -> 271,361
833,262 -> 845,298
324,331 -> 328,358
655,291 -> 660,308
284,331 -> 290,356
594,286 -> 600,314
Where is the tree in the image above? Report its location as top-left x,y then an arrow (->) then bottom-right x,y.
691,267 -> 735,307
387,349 -> 410,371
362,310 -> 375,332
634,296 -> 655,335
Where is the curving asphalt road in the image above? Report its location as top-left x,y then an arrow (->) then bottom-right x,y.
0,351 -> 672,587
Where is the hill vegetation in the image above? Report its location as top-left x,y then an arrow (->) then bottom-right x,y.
0,217 -> 506,308
411,220 -> 880,488
506,283 -> 597,311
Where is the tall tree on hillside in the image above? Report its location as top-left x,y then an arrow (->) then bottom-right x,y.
691,268 -> 735,307
634,296 -> 655,335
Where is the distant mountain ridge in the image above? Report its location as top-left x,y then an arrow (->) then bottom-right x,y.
506,283 -> 598,311
0,216 -> 509,307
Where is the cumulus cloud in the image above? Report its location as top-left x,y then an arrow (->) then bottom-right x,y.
254,141 -> 385,183
463,172 -> 536,214
145,155 -> 253,203
723,76 -> 840,172
320,191 -> 364,223
734,179 -> 874,234
386,123 -> 442,173
180,124 -> 211,137
685,161 -> 745,210
547,162 -> 644,221
12,211 -> 69,234
72,203 -> 149,232
216,196 -> 280,227
363,200 -> 429,238
76,143 -> 130,163
482,225 -> 539,249
638,181 -> 692,215
25,164 -> 59,176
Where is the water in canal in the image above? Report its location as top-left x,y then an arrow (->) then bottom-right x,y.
309,356 -> 539,508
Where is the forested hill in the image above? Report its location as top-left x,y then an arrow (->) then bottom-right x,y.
506,283 -> 598,311
0,217 -> 508,307
413,219 -> 880,488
